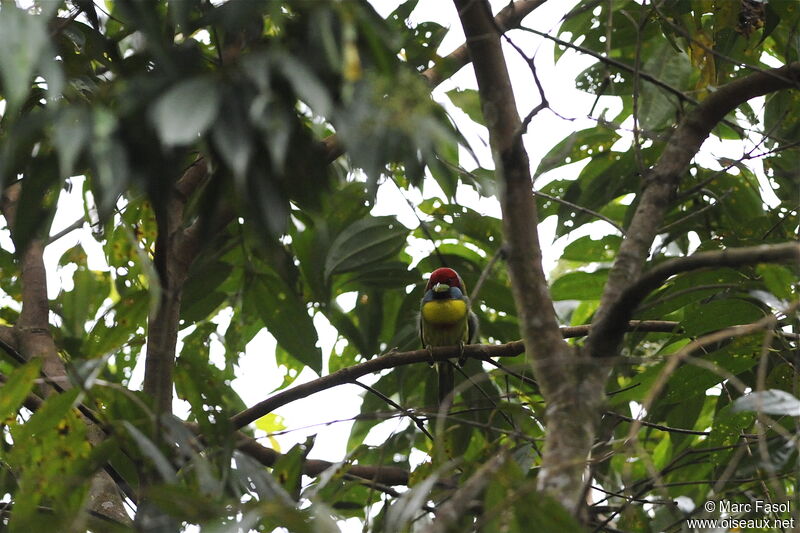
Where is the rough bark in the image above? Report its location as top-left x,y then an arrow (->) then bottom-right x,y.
453,0 -> 608,514
0,183 -> 131,526
142,160 -> 209,415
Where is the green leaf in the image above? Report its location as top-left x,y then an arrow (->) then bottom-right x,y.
180,260 -> 233,322
255,413 -> 287,452
54,107 -> 92,177
561,235 -> 621,263
638,42 -> 692,130
14,389 -> 80,447
324,216 -> 408,280
681,298 -> 763,337
0,360 -> 40,422
662,339 -> 760,403
550,269 -> 609,300
446,88 -> 485,126
85,290 -> 149,357
122,421 -> 178,483
534,127 -> 620,176
732,390 -> 800,416
249,274 -> 322,373
150,76 -> 220,146
757,263 -> 796,301
0,6 -> 49,112
59,268 -> 108,339
273,438 -> 314,501
517,492 -> 583,533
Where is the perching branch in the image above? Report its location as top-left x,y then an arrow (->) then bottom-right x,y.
424,0 -> 547,87
589,243 -> 800,358
229,319 -> 676,437
588,61 -> 800,359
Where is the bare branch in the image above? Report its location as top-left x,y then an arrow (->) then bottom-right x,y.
605,411 -> 709,436
236,433 -> 414,487
590,242 -> 800,358
351,380 -> 433,441
532,189 -> 626,235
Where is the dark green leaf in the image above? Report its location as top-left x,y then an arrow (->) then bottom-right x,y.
561,235 -> 621,263
324,216 -> 408,279
756,263 -> 796,301
681,298 -> 763,337
0,6 -> 49,112
273,438 -> 314,501
249,275 -> 322,373
150,76 -> 220,146
446,88 -> 485,126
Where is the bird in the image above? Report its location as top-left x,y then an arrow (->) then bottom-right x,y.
419,267 -> 478,406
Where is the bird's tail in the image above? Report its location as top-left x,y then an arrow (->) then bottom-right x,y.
437,361 -> 454,407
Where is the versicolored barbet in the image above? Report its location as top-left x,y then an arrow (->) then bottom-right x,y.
419,267 -> 478,406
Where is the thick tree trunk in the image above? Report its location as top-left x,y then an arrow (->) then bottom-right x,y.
453,0 -> 607,513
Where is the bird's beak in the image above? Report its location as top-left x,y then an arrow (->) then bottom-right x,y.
433,282 -> 449,293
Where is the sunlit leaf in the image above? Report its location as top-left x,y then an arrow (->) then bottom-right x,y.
732,390 -> 800,416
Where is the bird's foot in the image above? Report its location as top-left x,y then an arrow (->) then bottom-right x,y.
426,345 -> 435,367
457,341 -> 467,367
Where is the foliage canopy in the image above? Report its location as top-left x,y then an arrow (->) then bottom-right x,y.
0,0 -> 798,531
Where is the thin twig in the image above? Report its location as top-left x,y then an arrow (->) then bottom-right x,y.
351,380 -> 433,441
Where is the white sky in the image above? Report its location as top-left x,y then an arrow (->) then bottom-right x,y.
3,0 -> 783,528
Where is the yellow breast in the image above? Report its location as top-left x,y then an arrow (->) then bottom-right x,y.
421,299 -> 468,325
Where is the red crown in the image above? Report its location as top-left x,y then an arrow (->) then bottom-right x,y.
426,267 -> 463,290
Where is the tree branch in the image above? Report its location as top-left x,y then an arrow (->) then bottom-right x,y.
590,242 -> 800,358
0,183 -> 131,525
453,0 -> 606,514
424,451 -> 508,533
142,159 -> 212,415
423,0 -> 547,87
588,62 -> 800,358
236,433 -> 414,487
230,320 -> 675,432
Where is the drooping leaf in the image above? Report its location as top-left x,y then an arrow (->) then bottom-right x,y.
249,274 -> 322,373
324,216 -> 408,280
732,390 -> 800,416
150,76 -> 220,146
